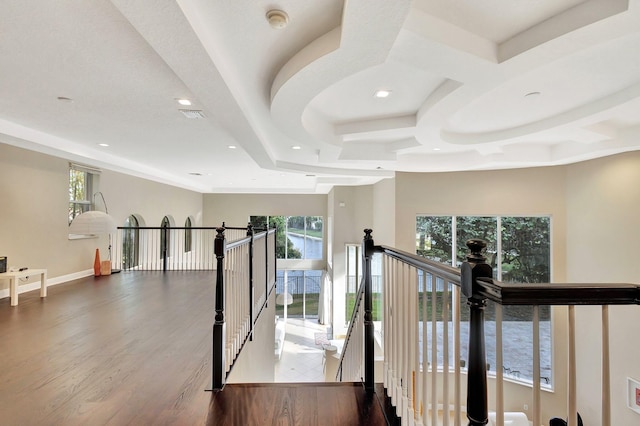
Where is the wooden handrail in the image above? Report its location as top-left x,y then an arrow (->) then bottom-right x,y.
475,278 -> 640,306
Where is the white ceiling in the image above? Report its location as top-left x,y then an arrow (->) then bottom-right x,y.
1,0 -> 639,194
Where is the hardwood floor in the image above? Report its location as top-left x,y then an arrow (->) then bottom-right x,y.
0,271 -> 216,425
206,383 -> 390,426
0,272 -> 395,425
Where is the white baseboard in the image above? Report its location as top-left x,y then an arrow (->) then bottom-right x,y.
0,269 -> 94,300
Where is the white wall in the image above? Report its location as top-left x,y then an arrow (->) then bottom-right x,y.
227,290 -> 277,383
565,152 -> 640,426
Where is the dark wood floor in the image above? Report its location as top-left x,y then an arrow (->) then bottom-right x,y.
206,383 -> 390,426
0,271 -> 216,425
0,272 -> 395,426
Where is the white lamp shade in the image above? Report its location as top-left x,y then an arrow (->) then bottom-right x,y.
69,211 -> 117,235
276,292 -> 293,305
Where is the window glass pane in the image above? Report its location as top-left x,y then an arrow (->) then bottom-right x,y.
456,216 -> 497,270
68,168 -> 92,223
416,216 -> 452,265
345,245 -> 360,321
501,217 -> 550,283
275,270 -> 324,319
285,216 -> 305,259
501,216 -> 552,385
251,215 -> 324,259
304,216 -> 323,259
160,216 -> 170,258
123,215 -> 139,269
275,270 -> 285,317
184,217 -> 192,253
249,216 -> 268,228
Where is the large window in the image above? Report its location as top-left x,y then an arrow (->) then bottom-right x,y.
416,215 -> 552,386
249,215 -> 323,260
68,163 -> 99,224
275,270 -> 325,319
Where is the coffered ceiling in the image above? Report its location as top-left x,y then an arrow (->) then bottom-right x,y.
1,0 -> 639,193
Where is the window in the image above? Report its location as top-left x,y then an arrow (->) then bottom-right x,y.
184,217 -> 192,253
160,216 -> 171,258
68,163 -> 99,224
416,215 -> 552,387
123,215 -> 139,269
275,270 -> 324,319
345,244 -> 383,323
249,215 -> 323,260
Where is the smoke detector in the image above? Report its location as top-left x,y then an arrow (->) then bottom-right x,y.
266,10 -> 288,29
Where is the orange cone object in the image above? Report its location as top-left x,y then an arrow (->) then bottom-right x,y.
94,248 -> 101,276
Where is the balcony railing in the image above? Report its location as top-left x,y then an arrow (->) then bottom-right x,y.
211,225 -> 277,391
338,229 -> 640,426
111,225 -> 249,271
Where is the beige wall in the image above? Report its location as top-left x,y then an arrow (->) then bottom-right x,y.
394,168 -> 567,282
372,177 -> 396,247
99,169 -> 203,229
203,193 -> 327,227
328,186 -> 374,334
565,152 -> 640,426
0,142 -> 203,288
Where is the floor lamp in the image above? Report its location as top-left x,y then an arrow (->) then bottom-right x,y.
69,192 -> 120,274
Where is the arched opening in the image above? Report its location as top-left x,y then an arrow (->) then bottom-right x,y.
123,215 -> 140,269
185,217 -> 193,253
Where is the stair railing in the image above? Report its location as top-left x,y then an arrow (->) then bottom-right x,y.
351,229 -> 639,426
211,224 -> 276,391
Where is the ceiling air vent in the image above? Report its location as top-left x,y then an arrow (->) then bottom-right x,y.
179,109 -> 205,119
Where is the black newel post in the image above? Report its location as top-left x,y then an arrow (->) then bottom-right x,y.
212,227 -> 226,391
363,229 -> 375,394
461,239 -> 493,426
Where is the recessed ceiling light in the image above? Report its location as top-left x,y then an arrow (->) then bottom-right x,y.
228,145 -> 237,149
374,89 -> 392,98
98,143 -> 109,147
433,148 -> 441,151
291,145 -> 301,150
176,98 -> 192,106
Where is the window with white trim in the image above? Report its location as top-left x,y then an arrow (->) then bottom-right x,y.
416,215 -> 552,387
68,163 -> 100,224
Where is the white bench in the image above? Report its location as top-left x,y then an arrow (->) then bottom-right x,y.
0,268 -> 47,306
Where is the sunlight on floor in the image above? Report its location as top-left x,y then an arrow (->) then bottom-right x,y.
274,318 -> 330,382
